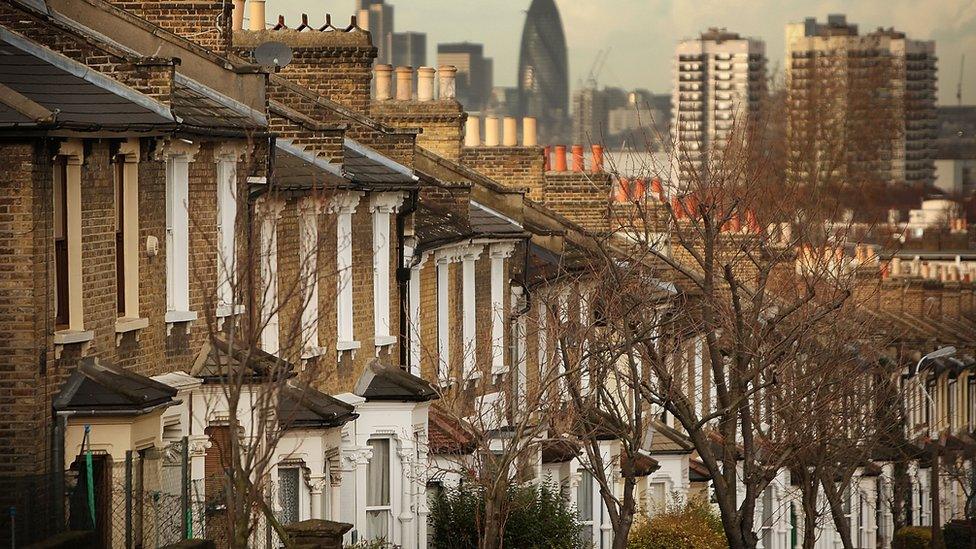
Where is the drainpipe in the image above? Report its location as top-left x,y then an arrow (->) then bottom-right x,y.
396,190 -> 419,369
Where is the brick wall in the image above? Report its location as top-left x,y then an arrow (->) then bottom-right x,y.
233,29 -> 376,116
105,0 -> 231,55
540,172 -> 614,234
372,100 -> 466,161
460,147 -> 545,199
0,3 -> 176,104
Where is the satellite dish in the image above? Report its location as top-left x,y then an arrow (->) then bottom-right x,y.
254,42 -> 293,70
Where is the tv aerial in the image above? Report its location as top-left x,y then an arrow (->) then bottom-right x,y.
254,41 -> 293,71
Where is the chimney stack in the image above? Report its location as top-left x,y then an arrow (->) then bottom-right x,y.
465,115 -> 481,147
553,145 -> 567,171
417,66 -> 435,102
247,0 -> 266,30
485,117 -> 500,147
523,117 -> 537,146
232,0 -> 245,31
395,66 -> 413,100
375,64 -> 393,101
591,145 -> 604,173
438,65 -> 457,100
571,145 -> 585,172
503,117 -> 518,147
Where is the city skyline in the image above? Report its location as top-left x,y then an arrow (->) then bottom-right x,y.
264,0 -> 976,106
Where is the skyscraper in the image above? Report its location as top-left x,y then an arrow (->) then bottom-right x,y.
356,0 -> 394,65
390,31 -> 426,69
437,43 -> 493,112
671,29 -> 767,186
518,0 -> 569,143
786,15 -> 937,187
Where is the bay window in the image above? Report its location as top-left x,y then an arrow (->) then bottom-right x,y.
215,149 -> 239,318
365,439 -> 391,540
577,470 -> 594,544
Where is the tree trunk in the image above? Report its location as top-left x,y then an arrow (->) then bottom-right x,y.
611,504 -> 634,549
799,472 -> 820,549
893,459 -> 911,531
821,476 -> 855,549
931,447 -> 945,549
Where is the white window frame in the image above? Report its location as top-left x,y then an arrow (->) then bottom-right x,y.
52,140 -> 93,351
511,286 -> 527,409
299,197 -> 325,359
407,246 -> 428,377
460,245 -> 483,380
258,198 -> 283,354
162,139 -> 199,328
435,250 -> 456,383
330,191 -> 364,356
364,438 -> 393,541
215,144 -> 244,319
489,243 -> 515,375
370,192 -> 405,351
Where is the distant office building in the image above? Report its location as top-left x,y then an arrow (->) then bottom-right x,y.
437,42 -> 493,111
390,31 -> 426,69
672,28 -> 767,185
518,0 -> 569,143
485,86 -> 519,117
607,91 -> 671,149
786,15 -> 937,186
934,106 -> 976,195
572,87 -> 609,145
356,0 -> 394,65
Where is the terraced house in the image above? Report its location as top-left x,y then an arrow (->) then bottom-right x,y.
0,1 -> 974,549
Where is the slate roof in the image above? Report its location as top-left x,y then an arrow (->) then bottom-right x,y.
191,338 -> 294,382
343,138 -> 416,187
172,75 -> 266,131
0,30 -> 174,131
53,358 -> 177,414
689,459 -> 712,482
274,140 -> 345,192
648,420 -> 696,455
278,381 -> 358,429
354,359 -> 438,402
540,438 -> 581,463
469,201 -> 525,237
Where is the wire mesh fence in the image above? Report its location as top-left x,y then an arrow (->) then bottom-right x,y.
60,437 -> 286,548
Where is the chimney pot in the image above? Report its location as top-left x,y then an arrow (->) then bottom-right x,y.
485,117 -> 501,147
615,178 -> 631,202
553,145 -> 568,171
590,145 -> 604,173
417,66 -> 436,102
543,145 -> 551,171
374,64 -> 393,101
571,145 -> 585,172
651,178 -> 664,201
232,0 -> 245,31
247,0 -> 266,30
522,117 -> 538,146
503,117 -> 518,147
464,116 -> 481,147
438,65 -> 457,100
891,257 -> 902,276
395,66 -> 414,101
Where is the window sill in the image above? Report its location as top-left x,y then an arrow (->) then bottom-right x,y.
165,310 -> 198,335
53,329 -> 94,359
337,340 -> 362,352
216,304 -> 245,318
115,317 -> 149,346
302,346 -> 328,360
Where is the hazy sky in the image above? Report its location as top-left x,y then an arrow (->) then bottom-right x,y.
274,0 -> 976,106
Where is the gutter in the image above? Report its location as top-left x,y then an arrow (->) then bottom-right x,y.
397,190 -> 419,369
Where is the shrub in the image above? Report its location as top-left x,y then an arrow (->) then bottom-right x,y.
429,479 -> 585,549
893,526 -> 932,549
628,499 -> 727,549
945,520 -> 976,549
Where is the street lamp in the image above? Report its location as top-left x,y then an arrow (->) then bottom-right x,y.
909,346 -> 957,377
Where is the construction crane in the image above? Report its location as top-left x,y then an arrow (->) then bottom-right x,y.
586,47 -> 612,88
958,54 -> 965,106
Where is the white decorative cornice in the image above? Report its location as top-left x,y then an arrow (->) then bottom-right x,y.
57,139 -> 84,164
459,244 -> 484,262
328,190 -> 365,215
369,191 -> 406,215
187,434 -> 212,457
118,137 -> 140,162
489,242 -> 516,260
299,195 -> 327,216
214,140 -> 249,163
255,195 -> 285,218
155,137 -> 200,162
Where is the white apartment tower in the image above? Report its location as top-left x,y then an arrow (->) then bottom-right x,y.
786,15 -> 937,186
671,29 -> 767,187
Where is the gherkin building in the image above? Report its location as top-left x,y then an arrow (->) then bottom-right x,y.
517,0 -> 569,143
